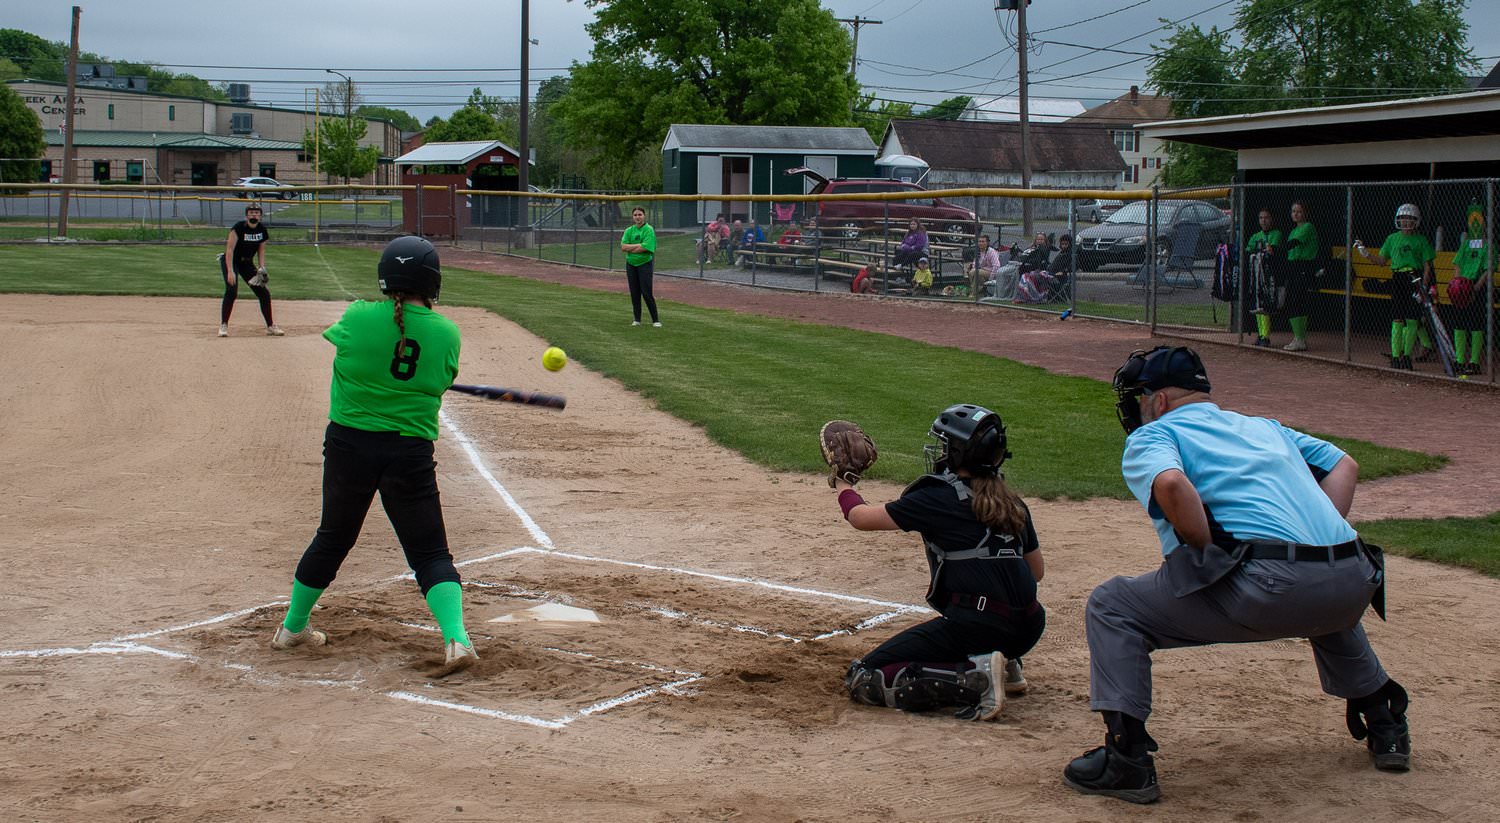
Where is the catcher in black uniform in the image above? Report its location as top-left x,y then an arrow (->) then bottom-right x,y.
822,405 -> 1047,721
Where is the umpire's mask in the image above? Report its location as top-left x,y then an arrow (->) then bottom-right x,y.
1113,346 -> 1212,434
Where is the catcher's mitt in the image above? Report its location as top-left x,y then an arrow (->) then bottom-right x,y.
819,420 -> 878,488
248,267 -> 268,287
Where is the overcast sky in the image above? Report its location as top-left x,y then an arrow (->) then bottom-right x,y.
9,1 -> 1500,120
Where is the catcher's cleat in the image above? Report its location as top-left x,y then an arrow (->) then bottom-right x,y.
431,639 -> 478,678
266,325 -> 285,336
1063,740 -> 1161,804
1003,657 -> 1028,696
955,652 -> 1005,722
218,324 -> 229,338
271,624 -> 327,650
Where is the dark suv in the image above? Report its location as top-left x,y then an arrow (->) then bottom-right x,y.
784,167 -> 979,238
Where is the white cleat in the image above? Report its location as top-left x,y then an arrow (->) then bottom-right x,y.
271,624 -> 327,650
960,651 -> 1006,721
266,325 -> 285,336
218,324 -> 229,337
431,640 -> 478,678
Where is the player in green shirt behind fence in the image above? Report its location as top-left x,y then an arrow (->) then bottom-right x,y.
1356,204 -> 1436,371
1449,203 -> 1494,376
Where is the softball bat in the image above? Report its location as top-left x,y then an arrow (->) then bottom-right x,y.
448,384 -> 567,410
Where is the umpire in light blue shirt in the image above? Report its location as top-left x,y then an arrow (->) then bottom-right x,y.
1062,345 -> 1411,805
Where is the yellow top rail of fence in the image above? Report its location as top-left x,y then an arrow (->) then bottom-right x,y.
0,183 -> 415,194
450,187 -> 1231,203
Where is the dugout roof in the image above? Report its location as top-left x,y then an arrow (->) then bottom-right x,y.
1139,88 -> 1500,169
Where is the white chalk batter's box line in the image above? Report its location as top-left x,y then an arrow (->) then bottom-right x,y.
0,545 -> 926,730
0,411 -> 926,729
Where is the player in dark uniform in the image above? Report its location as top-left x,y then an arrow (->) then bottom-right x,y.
270,235 -> 477,676
218,203 -> 282,337
835,405 -> 1047,721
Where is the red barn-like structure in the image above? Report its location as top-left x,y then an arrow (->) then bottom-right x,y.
392,140 -> 530,237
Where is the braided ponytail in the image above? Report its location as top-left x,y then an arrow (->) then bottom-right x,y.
390,290 -> 432,352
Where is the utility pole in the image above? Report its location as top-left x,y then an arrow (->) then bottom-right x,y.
835,15 -> 882,115
1000,0 -> 1034,237
57,6 -> 81,238
518,0 -> 531,238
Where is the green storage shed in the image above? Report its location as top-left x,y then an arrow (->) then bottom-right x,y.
661,124 -> 878,228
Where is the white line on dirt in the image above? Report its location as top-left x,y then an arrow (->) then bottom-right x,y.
440,409 -> 554,548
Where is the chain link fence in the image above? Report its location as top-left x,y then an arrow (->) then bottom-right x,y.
3,179 -> 1492,384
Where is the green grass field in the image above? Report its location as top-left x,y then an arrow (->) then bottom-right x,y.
0,243 -> 1445,503
1356,513 -> 1500,577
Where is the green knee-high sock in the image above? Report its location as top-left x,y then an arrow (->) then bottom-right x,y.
283,580 -> 325,632
1402,320 -> 1420,355
1289,315 -> 1308,342
1256,313 -> 1271,339
1417,323 -> 1433,349
1455,330 -> 1469,363
1471,331 -> 1485,364
424,581 -> 471,647
1391,321 -> 1404,357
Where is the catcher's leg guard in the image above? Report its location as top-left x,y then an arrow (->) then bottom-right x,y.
889,664 -> 987,715
844,660 -> 897,708
1347,679 -> 1411,772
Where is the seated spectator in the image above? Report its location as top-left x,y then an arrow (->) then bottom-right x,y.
698,213 -> 731,263
912,256 -> 935,295
1015,234 -> 1074,304
851,266 -> 876,294
778,219 -> 805,246
734,218 -> 766,268
965,234 -> 1003,296
992,232 -> 1053,301
893,218 -> 929,267
728,219 -> 745,250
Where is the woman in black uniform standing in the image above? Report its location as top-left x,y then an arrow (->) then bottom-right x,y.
835,404 -> 1047,721
218,203 -> 282,337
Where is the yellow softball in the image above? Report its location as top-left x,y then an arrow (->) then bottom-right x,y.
542,346 -> 568,372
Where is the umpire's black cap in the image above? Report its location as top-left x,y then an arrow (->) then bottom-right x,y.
1114,345 -> 1212,394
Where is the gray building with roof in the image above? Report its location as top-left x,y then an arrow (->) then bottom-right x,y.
660,124 -> 877,228
8,79 -> 402,186
878,118 -> 1125,221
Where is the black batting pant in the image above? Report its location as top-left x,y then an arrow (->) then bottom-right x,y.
294,422 -> 460,595
220,255 -> 274,325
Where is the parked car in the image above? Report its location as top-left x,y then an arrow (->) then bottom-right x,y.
232,176 -> 297,199
783,167 -> 979,238
1077,198 -> 1124,222
1074,199 -> 1231,269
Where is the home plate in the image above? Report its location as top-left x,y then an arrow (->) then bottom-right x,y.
489,603 -> 601,624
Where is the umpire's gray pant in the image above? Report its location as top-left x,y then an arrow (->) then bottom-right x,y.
1086,555 -> 1387,721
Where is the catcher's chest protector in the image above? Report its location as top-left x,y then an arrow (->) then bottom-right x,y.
902,472 -> 1025,611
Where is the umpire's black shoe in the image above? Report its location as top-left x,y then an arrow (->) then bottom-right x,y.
1366,719 -> 1412,772
1063,740 -> 1161,804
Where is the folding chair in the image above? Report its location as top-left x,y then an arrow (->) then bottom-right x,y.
1159,223 -> 1204,291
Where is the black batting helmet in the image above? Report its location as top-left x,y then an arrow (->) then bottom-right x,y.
1112,345 -> 1211,434
378,235 -> 441,300
924,404 -> 1011,477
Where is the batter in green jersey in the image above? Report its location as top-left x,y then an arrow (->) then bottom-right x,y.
271,236 -> 478,676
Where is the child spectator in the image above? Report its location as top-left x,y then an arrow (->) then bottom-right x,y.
913,257 -> 935,295
893,218 -> 929,268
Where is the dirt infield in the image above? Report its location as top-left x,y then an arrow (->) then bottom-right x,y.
1,294 -> 1497,822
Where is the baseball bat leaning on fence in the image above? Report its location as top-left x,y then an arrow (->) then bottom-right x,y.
448,384 -> 567,410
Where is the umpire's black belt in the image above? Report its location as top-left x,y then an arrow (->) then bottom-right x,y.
949,593 -> 1042,618
1242,539 -> 1360,563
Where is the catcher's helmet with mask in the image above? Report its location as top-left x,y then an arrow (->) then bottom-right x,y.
1112,346 -> 1212,434
924,404 -> 1010,477
1395,203 -> 1421,230
378,235 -> 442,300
